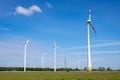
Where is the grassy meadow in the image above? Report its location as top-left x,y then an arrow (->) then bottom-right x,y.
0,71 -> 120,80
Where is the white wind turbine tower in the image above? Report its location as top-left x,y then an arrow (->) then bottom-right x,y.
24,40 -> 29,72
87,9 -> 96,72
41,53 -> 46,68
64,57 -> 67,69
53,40 -> 58,72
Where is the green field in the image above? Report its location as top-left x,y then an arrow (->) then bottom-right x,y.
0,71 -> 120,80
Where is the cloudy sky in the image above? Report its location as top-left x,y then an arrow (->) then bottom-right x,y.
0,0 -> 120,69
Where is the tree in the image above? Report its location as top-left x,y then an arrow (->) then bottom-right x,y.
83,67 -> 87,71
98,67 -> 106,71
107,67 -> 112,71
75,67 -> 79,71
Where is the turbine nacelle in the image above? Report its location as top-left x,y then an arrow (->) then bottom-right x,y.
53,40 -> 60,48
87,19 -> 91,23
24,40 -> 29,44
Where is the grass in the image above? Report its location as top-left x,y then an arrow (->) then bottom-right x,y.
0,71 -> 120,80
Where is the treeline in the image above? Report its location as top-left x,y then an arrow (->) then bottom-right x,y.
83,67 -> 120,71
0,67 -> 51,71
0,67 -> 119,71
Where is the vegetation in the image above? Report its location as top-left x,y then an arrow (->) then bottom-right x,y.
0,67 -> 119,71
0,71 -> 120,80
0,67 -> 120,80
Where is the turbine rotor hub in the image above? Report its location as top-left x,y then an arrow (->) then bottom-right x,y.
87,19 -> 91,23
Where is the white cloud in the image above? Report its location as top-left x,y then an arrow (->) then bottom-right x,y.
63,41 -> 120,50
0,27 -> 10,31
63,46 -> 86,50
92,42 -> 120,48
15,5 -> 42,16
92,51 -> 120,54
66,50 -> 120,55
45,2 -> 53,8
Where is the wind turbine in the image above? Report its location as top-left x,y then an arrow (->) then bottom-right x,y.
41,53 -> 46,68
53,40 -> 57,72
24,40 -> 29,72
64,57 -> 67,69
87,9 -> 96,72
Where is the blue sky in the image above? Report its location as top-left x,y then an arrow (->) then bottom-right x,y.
0,0 -> 120,69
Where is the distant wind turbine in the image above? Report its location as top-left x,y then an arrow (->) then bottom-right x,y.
64,57 -> 67,69
87,9 -> 96,72
41,53 -> 46,68
53,40 -> 59,72
24,40 -> 29,72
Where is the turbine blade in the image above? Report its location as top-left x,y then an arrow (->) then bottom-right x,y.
90,22 -> 96,33
89,9 -> 91,20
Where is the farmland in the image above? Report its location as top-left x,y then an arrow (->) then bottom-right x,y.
0,71 -> 120,80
